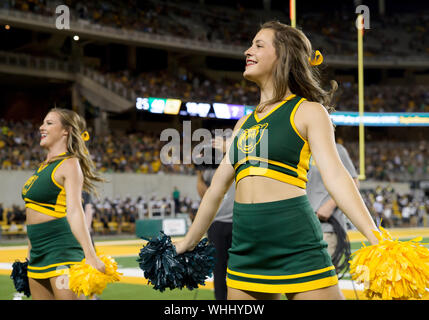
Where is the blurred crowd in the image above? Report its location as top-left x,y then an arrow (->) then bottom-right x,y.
106,69 -> 259,106
3,0 -> 428,57
1,118 -> 429,182
300,11 -> 429,57
0,191 -> 200,235
1,117 -> 428,233
3,1 -> 429,112
0,118 -> 195,174
1,1 -> 428,235
3,185 -> 428,235
360,186 -> 429,228
107,69 -> 429,113
0,203 -> 25,225
90,192 -> 199,234
344,140 -> 429,182
334,83 -> 429,113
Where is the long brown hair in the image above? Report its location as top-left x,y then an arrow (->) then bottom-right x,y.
47,108 -> 105,197
257,21 -> 337,113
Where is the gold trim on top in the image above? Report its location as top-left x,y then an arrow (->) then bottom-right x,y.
24,198 -> 57,209
289,98 -> 307,142
236,166 -> 307,189
237,113 -> 252,130
36,163 -> 49,174
254,94 -> 296,123
289,98 -> 312,173
233,155 -> 307,178
37,152 -> 68,173
296,141 -> 312,174
51,158 -> 68,191
25,203 -> 66,218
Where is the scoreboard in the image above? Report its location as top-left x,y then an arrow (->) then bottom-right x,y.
136,97 -> 254,120
136,97 -> 429,126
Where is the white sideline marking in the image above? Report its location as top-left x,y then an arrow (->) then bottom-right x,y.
2,263 -> 361,291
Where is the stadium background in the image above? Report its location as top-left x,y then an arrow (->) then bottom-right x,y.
0,0 -> 428,300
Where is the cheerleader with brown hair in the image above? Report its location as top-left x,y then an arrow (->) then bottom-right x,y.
175,21 -> 380,300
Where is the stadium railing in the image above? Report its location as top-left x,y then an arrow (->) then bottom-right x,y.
0,51 -> 134,113
0,8 -> 244,59
1,8 -> 429,67
147,200 -> 175,219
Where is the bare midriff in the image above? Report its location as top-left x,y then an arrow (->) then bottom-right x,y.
235,176 -> 306,204
26,207 -> 58,225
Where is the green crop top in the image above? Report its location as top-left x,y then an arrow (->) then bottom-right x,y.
229,95 -> 311,189
22,154 -> 70,218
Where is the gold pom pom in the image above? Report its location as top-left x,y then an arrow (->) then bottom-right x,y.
69,254 -> 122,298
349,226 -> 429,300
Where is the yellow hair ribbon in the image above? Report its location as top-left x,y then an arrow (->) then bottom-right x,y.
81,130 -> 90,141
309,50 -> 323,66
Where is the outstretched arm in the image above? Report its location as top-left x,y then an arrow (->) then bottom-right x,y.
298,102 -> 379,245
176,156 -> 235,254
175,115 -> 247,254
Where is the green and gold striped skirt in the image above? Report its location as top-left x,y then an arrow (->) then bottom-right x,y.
27,217 -> 84,279
227,195 -> 338,293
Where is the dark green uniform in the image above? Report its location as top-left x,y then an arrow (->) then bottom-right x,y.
229,94 -> 311,189
226,95 -> 337,293
22,154 -> 84,279
22,156 -> 68,218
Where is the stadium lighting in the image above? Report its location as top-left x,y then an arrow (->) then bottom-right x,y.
73,35 -> 79,41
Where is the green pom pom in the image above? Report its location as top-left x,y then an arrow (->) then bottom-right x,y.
137,231 -> 185,292
137,231 -> 216,291
10,260 -> 31,297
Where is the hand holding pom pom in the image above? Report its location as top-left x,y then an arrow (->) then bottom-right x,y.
137,231 -> 185,292
137,231 -> 216,292
69,254 -> 122,298
177,238 -> 216,290
10,259 -> 31,298
349,226 -> 429,300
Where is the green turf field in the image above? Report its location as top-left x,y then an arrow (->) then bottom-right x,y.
2,236 -> 428,300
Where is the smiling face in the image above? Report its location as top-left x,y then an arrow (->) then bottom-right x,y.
243,28 -> 278,86
39,111 -> 68,149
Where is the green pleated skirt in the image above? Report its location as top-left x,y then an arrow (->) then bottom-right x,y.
226,195 -> 338,293
26,217 -> 84,279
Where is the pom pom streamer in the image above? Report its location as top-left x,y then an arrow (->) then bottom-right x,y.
10,259 -> 31,297
137,231 -> 186,292
349,226 -> 429,300
137,231 -> 216,292
69,254 -> 122,298
179,238 -> 216,290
